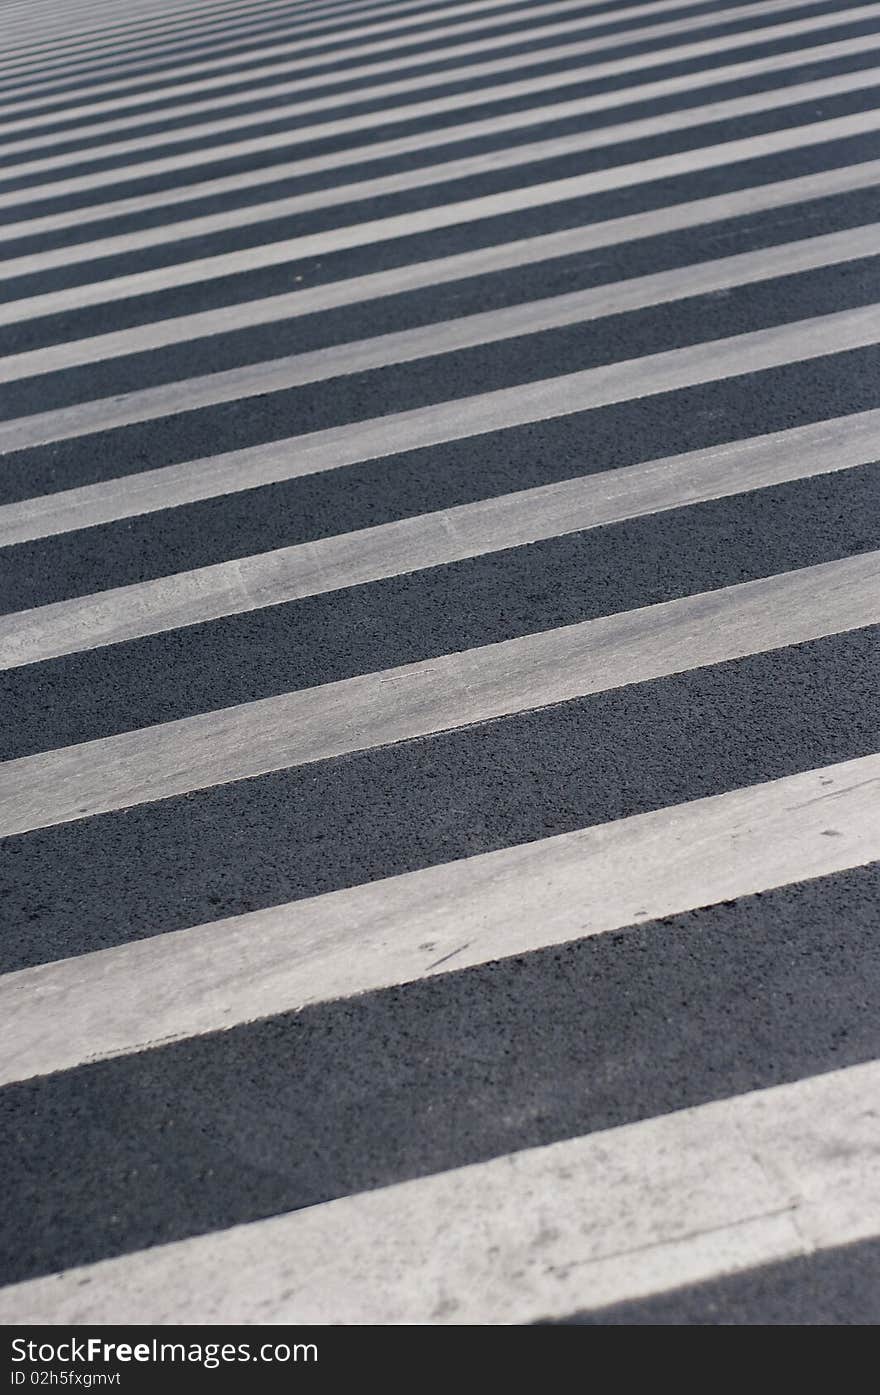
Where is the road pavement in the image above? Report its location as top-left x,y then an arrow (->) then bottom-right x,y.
0,0 -> 879,1325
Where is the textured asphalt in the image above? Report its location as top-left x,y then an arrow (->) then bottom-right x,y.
1,0 -> 879,1326
554,1236 -> 880,1323
5,862 -> 880,1286
4,627 -> 877,971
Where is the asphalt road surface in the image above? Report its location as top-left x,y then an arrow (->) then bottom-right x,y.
0,0 -> 879,1326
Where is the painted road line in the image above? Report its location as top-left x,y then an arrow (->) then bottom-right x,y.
2,0 -> 864,146
0,753 -> 877,1087
0,0 -> 858,156
1,549 -> 878,836
5,32 -> 879,249
3,407 -> 877,655
0,0 -> 728,104
1,0 -> 782,142
3,158 -> 878,386
5,53 -> 878,278
3,4 -> 876,207
0,0 -> 417,78
0,0 -> 815,115
0,0 -> 593,85
0,1061 -> 876,1323
1,109 -> 876,323
2,303 -> 876,538
0,0 -> 360,55
0,0 -> 419,52
1,221 -> 874,454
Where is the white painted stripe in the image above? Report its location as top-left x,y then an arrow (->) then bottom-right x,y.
0,0 -> 195,26
1,0 -> 855,142
0,0 -> 394,55
0,0 -> 710,106
0,0 -> 574,87
2,1062 -> 877,1324
0,0 -> 848,154
0,3 -> 355,81
1,754 -> 877,1088
3,157 -> 876,391
5,409 -> 876,664
4,21 -> 872,251
0,0 -> 387,45
2,302 -> 873,538
0,0 -> 322,45
5,54 -> 876,282
0,0 -> 404,77
2,219 -> 875,457
1,110 -> 875,329
0,0 -> 213,23
0,1 -> 748,144
6,1 -> 825,119
0,0 -> 193,38
1,0 -> 862,199
1,549 -> 878,837
0,0 -> 250,44
0,0 -> 634,115
0,0 -> 343,52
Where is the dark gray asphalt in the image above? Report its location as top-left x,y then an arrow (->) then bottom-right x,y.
553,1236 -> 880,1323
3,862 -> 879,1286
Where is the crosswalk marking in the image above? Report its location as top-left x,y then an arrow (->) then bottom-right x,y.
2,0 -> 878,1324
6,18 -> 880,213
2,0 -> 860,136
6,59 -> 879,278
3,224 -> 875,457
0,0 -> 412,75
3,549 -> 879,836
0,0 -> 371,53
0,0 -> 721,102
5,45 -> 880,255
2,754 -> 877,1089
1,0 -> 855,158
1,220 -> 875,451
1,303 -> 874,524
1,1061 -> 876,1324
3,108 -> 877,318
0,0 -> 386,52
3,157 -> 877,384
3,408 -> 877,654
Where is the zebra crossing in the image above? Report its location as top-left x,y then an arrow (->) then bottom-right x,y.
0,0 -> 878,1326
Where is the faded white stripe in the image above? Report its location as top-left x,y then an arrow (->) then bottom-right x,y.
1,221 -> 872,456
1,549 -> 878,836
0,302 -> 875,540
5,31 -> 877,251
4,408 -> 877,660
5,54 -> 877,280
0,0 -> 853,156
0,109 -> 874,325
1,0 -> 865,203
0,0 -> 362,54
1,754 -> 877,1087
0,0 -> 725,108
0,0 -> 409,79
1,1062 -> 877,1323
3,157 -> 877,388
